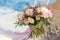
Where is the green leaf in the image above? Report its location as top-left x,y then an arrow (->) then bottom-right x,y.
47,19 -> 52,24
15,25 -> 18,28
39,12 -> 42,15
24,14 -> 28,18
14,21 -> 22,28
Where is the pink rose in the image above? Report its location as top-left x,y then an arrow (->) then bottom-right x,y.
41,7 -> 52,18
36,7 -> 41,13
25,9 -> 33,16
24,19 -> 29,24
19,19 -> 24,24
28,17 -> 34,24
18,12 -> 25,20
36,15 -> 40,20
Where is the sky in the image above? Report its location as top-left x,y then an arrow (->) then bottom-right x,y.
0,0 -> 56,11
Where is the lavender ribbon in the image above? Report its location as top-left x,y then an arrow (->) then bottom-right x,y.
0,27 -> 31,40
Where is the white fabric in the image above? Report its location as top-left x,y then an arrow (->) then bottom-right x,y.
0,12 -> 29,32
0,34 -> 12,40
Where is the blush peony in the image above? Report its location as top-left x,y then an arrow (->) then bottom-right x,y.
41,7 -> 52,18
18,12 -> 25,20
28,17 -> 34,24
24,19 -> 29,24
25,9 -> 33,16
36,15 -> 40,20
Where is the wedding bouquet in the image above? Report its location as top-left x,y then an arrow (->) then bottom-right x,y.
15,6 -> 53,39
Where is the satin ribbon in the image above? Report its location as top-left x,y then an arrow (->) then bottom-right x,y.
0,28 -> 31,40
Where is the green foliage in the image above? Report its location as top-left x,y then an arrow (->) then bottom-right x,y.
24,14 -> 28,18
47,19 -> 52,24
14,21 -> 21,28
